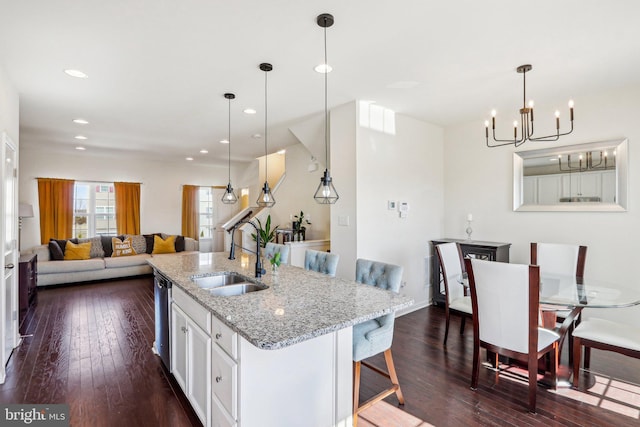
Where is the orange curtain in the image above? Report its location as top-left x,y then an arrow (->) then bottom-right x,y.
182,185 -> 199,240
114,182 -> 141,235
37,178 -> 75,243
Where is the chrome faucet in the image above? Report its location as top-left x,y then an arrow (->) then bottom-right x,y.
228,220 -> 265,278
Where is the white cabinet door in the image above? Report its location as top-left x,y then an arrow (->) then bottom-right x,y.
602,170 -> 616,203
579,172 -> 601,198
523,176 -> 537,204
537,175 -> 562,204
211,343 -> 237,420
188,319 -> 211,426
171,303 -> 188,392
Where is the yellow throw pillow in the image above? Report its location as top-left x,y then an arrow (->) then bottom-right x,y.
152,235 -> 176,254
63,241 -> 92,260
112,237 -> 137,257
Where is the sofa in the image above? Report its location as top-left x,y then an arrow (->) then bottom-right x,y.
25,233 -> 199,287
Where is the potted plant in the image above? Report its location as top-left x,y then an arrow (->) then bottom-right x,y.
269,252 -> 281,273
292,211 -> 311,240
251,215 -> 279,248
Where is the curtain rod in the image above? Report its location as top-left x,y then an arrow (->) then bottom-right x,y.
35,178 -> 143,185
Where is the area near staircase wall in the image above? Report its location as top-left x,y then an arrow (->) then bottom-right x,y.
331,101 -> 445,312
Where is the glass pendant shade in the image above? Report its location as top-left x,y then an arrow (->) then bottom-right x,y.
257,181 -> 275,207
314,169 -> 339,204
222,182 -> 238,204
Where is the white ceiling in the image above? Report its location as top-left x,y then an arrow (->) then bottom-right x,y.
2,0 -> 640,165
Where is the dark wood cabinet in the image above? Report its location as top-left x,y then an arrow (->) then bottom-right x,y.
431,238 -> 511,306
19,253 -> 38,334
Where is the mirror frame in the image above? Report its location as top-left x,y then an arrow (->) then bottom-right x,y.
513,138 -> 628,212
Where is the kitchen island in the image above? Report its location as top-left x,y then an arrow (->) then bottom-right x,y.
148,252 -> 413,427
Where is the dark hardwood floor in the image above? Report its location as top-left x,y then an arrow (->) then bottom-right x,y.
1,277 -> 638,426
0,277 -> 201,427
360,306 -> 640,426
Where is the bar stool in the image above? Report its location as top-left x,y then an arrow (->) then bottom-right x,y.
352,258 -> 405,426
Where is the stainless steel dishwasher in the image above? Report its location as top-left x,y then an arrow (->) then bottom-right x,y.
153,270 -> 172,369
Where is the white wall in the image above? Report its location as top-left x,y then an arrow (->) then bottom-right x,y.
19,146 -> 249,249
266,143 -> 330,241
0,66 -> 19,142
331,101 -> 445,311
443,84 -> 640,324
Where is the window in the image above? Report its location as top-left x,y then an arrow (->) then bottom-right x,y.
359,100 -> 396,135
198,187 -> 215,238
72,182 -> 117,238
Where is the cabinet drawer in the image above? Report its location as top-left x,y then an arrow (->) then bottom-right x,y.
212,316 -> 237,359
212,343 -> 237,420
172,286 -> 211,334
211,394 -> 236,427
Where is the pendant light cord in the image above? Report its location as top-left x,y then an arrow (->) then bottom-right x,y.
264,69 -> 268,183
323,20 -> 329,171
228,96 -> 231,183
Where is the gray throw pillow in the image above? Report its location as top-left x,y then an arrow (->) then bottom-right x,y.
124,234 -> 146,255
78,236 -> 105,258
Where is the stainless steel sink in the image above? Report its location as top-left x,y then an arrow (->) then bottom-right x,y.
192,273 -> 248,289
208,283 -> 267,297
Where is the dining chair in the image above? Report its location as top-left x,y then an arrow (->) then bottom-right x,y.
264,242 -> 290,265
465,257 -> 563,413
572,308 -> 640,389
531,242 -> 587,360
352,258 -> 404,426
304,249 -> 339,277
435,242 -> 472,345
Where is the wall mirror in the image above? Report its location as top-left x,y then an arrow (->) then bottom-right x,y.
513,138 -> 628,211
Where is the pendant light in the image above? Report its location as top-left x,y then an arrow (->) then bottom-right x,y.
314,13 -> 339,204
221,93 -> 238,204
257,63 -> 276,207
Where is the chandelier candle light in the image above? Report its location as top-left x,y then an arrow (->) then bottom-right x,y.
222,93 -> 238,204
313,13 -> 339,204
257,63 -> 276,207
485,64 -> 574,148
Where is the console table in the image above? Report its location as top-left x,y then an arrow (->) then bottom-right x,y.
19,253 -> 38,334
430,238 -> 511,307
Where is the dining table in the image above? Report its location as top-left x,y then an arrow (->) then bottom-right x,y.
458,272 -> 640,385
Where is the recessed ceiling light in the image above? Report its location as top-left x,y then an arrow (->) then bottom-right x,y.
277,149 -> 286,154
200,149 -> 209,154
75,146 -> 86,151
314,64 -> 332,73
252,133 -> 262,139
74,135 -> 87,140
220,139 -> 229,144
73,118 -> 89,125
243,108 -> 257,115
64,69 -> 88,78
186,157 -> 194,161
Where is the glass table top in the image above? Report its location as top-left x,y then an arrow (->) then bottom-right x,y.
458,273 -> 640,308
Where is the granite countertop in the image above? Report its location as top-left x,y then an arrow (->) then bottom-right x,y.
147,252 -> 414,350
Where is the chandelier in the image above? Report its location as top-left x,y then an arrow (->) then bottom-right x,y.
485,64 -> 574,148
557,150 -> 615,172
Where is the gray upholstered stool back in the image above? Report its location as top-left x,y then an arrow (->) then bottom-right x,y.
304,249 -> 339,277
264,242 -> 290,264
355,258 -> 403,293
353,258 -> 403,362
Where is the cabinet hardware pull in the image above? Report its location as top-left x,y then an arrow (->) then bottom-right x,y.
215,333 -> 222,339
181,326 -> 187,333
215,376 -> 222,383
4,264 -> 14,269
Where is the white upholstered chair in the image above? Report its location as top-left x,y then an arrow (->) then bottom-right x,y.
435,242 -> 472,345
465,258 -> 562,413
531,242 -> 587,360
572,308 -> 640,389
